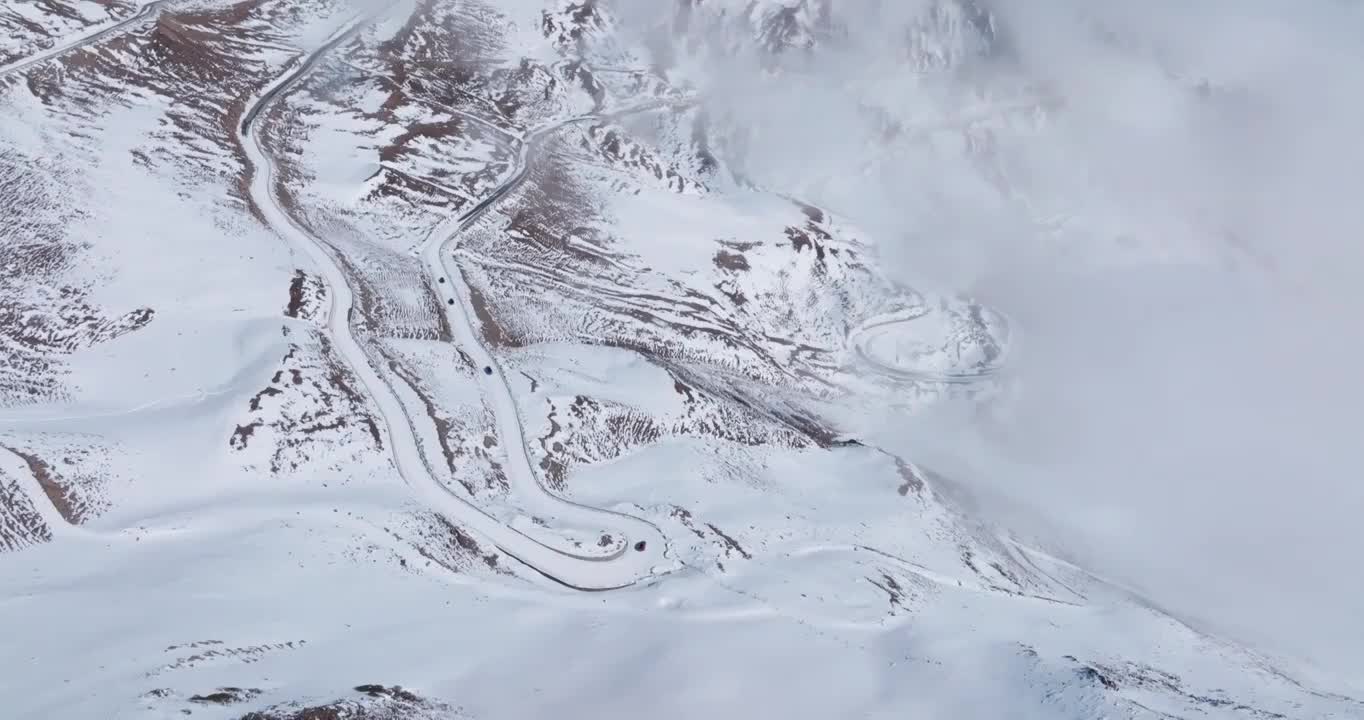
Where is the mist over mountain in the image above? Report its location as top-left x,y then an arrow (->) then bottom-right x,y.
2,0 -> 1360,716
608,0 -> 1364,677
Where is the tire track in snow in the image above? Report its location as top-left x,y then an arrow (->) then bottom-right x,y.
0,1 -> 168,78
240,11 -> 676,591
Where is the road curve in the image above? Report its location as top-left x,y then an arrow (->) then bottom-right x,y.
420,101 -> 693,586
240,14 -> 672,590
0,1 -> 167,78
848,302 -> 1016,384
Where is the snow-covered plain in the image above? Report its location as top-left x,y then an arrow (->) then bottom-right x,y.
2,0 -> 1361,717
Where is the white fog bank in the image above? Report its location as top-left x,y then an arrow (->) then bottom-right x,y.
616,0 -> 1364,680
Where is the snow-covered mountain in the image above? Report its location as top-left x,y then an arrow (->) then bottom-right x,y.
1,0 -> 1359,718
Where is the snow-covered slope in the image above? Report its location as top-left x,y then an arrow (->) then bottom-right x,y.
1,0 -> 1359,717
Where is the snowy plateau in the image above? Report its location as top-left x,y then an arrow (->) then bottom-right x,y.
1,1 -> 1361,718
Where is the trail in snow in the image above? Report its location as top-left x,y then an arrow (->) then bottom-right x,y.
0,388 -> 228,427
239,13 -> 675,591
0,1 -> 167,78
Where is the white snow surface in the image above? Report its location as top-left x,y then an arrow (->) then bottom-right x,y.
1,0 -> 1361,718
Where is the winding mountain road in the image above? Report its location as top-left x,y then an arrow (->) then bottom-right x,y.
848,303 -> 1015,384
420,101 -> 693,587
0,1 -> 167,77
240,14 -> 674,590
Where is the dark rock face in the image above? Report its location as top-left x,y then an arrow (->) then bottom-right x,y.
238,685 -> 461,720
190,687 -> 263,704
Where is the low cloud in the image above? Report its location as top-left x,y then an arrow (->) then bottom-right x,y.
615,0 -> 1364,678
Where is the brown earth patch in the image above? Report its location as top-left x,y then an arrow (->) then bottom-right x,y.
237,683 -> 458,720
462,270 -> 515,348
410,514 -> 500,573
706,522 -> 753,560
713,249 -> 750,271
1,447 -> 78,524
229,338 -> 384,473
190,687 -> 262,705
0,464 -> 52,553
285,267 -> 319,317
